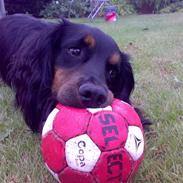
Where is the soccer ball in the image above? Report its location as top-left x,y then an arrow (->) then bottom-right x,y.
41,99 -> 144,183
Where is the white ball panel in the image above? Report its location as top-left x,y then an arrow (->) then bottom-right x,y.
87,106 -> 112,114
65,134 -> 101,172
125,126 -> 144,161
42,108 -> 59,137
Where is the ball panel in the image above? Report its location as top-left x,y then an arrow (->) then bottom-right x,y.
120,150 -> 134,182
125,126 -> 144,161
59,167 -> 95,183
65,134 -> 101,172
92,148 -> 133,183
42,108 -> 59,137
133,155 -> 144,177
87,106 -> 112,114
88,111 -> 128,151
41,131 -> 66,173
53,105 -> 91,141
112,99 -> 142,128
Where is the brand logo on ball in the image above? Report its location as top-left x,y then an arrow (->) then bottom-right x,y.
98,113 -> 119,146
107,153 -> 123,181
65,134 -> 101,172
124,126 -> 144,161
134,135 -> 142,150
76,140 -> 86,168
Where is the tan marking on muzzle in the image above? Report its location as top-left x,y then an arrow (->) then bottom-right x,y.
52,68 -> 68,94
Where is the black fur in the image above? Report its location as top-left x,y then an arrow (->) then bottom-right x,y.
0,14 -> 150,133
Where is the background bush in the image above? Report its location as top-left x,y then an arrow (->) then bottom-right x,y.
40,0 -> 91,18
5,0 -> 51,17
111,0 -> 136,15
4,0 -> 183,18
128,0 -> 183,13
160,1 -> 183,13
40,0 -> 136,18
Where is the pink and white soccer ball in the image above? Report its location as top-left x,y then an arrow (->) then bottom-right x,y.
41,99 -> 144,183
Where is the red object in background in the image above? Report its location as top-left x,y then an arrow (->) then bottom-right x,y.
105,11 -> 117,22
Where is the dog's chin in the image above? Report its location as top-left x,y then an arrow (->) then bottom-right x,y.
80,101 -> 110,109
56,97 -> 82,108
56,93 -> 114,109
55,88 -> 114,109
56,98 -> 110,109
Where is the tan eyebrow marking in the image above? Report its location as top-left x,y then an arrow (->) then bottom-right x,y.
109,53 -> 121,65
84,34 -> 96,48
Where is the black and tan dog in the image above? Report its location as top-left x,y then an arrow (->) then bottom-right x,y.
0,14 -> 150,133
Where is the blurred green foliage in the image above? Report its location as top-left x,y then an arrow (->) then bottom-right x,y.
40,0 -> 91,18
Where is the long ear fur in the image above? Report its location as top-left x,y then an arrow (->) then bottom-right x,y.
118,52 -> 152,128
113,52 -> 134,104
120,52 -> 135,103
7,27 -> 61,132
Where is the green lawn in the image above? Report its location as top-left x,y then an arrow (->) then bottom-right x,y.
0,13 -> 183,183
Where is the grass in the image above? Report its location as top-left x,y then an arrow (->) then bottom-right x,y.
0,13 -> 183,182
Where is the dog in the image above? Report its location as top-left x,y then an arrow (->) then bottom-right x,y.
0,14 -> 150,133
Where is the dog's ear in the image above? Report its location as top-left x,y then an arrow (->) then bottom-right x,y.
114,52 -> 135,104
50,19 -> 73,55
9,26 -> 60,132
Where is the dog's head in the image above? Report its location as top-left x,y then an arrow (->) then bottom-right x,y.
50,20 -> 134,108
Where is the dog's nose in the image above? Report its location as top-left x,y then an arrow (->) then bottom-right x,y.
79,83 -> 107,108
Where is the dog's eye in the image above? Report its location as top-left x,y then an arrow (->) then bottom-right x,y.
109,69 -> 118,79
68,48 -> 81,57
